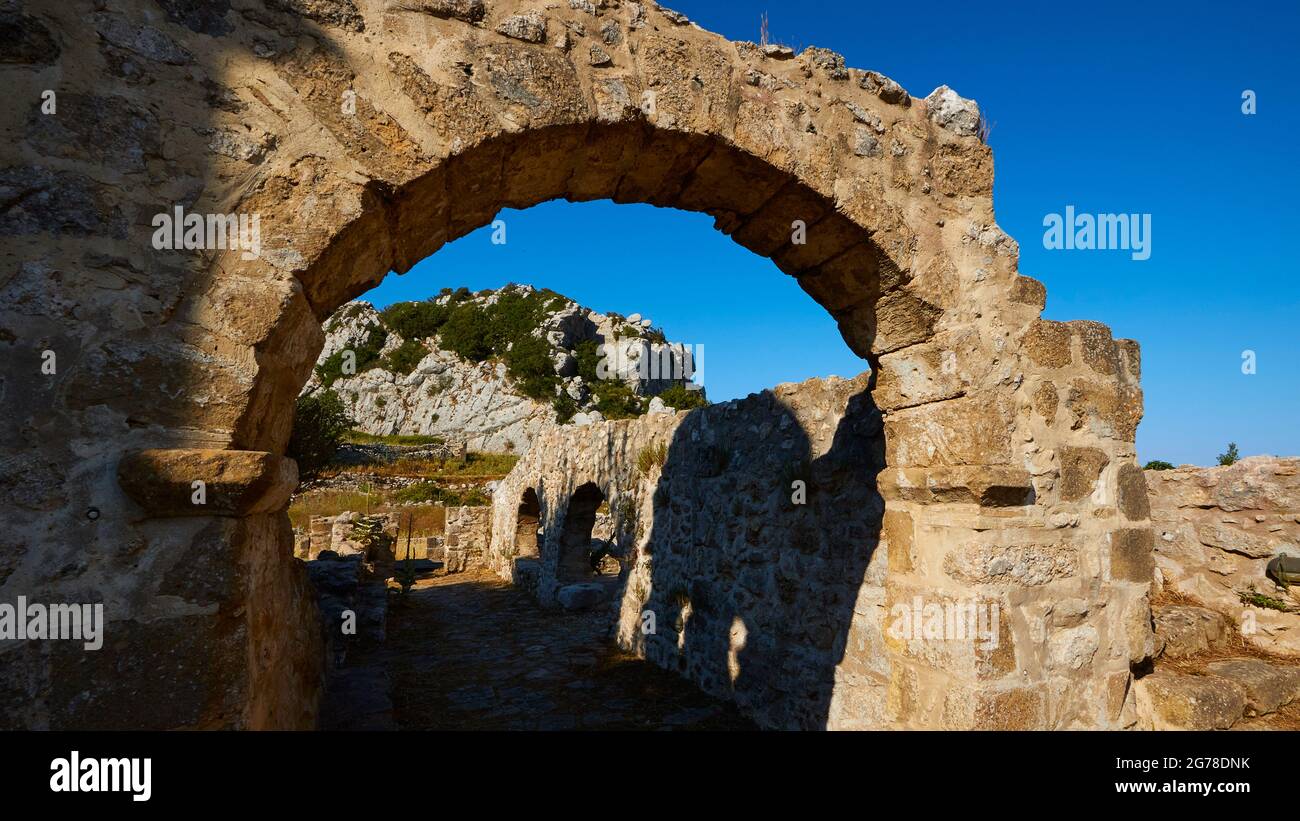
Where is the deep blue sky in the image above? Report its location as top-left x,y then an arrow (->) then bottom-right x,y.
365,0 -> 1300,466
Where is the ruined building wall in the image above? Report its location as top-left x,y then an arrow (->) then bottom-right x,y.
491,362 -> 1152,730
490,375 -> 887,729
3,0 -> 1151,728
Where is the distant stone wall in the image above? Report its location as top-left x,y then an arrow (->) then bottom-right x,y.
1146,457 -> 1300,657
295,507 -> 491,573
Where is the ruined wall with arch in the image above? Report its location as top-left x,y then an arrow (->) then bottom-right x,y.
1,0 -> 1152,728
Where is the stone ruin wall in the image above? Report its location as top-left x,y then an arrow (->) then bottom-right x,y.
293,505 -> 491,572
491,363 -> 1153,730
3,0 -> 1153,728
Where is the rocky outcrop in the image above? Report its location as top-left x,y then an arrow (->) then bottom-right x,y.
304,287 -> 699,451
1146,457 -> 1300,656
1134,458 -> 1300,730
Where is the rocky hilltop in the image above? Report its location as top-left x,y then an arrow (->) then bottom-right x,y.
302,285 -> 704,451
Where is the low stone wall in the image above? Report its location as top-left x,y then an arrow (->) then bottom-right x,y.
1145,457 -> 1300,656
296,512 -> 400,561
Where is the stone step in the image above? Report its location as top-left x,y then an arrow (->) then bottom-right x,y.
1135,658 -> 1300,729
556,581 -> 615,611
1204,658 -> 1300,716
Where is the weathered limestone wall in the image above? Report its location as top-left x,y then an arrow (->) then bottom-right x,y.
490,375 -> 885,728
1146,457 -> 1300,657
491,368 -> 1151,729
2,0 -> 1151,728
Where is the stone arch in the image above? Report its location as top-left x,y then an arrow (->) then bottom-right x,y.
5,1 -> 1155,729
235,116 -> 919,458
556,481 -> 606,583
514,486 -> 541,559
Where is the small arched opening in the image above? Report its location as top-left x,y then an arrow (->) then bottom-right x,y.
558,482 -> 606,583
515,487 -> 541,559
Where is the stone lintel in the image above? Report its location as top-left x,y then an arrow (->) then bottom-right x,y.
878,466 -> 1033,507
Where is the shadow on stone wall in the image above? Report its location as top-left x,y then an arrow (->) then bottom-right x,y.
632,382 -> 886,729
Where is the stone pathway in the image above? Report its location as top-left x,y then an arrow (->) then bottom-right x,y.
335,568 -> 755,731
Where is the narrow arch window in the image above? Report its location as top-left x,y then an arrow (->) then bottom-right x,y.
515,487 -> 541,559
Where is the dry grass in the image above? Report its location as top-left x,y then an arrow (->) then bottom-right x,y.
1147,588 -> 1300,727
393,504 -> 446,536
320,451 -> 518,481
289,490 -> 447,536
288,489 -> 385,529
1248,699 -> 1300,730
636,442 -> 667,476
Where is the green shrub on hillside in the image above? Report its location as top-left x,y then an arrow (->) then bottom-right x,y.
657,383 -> 708,410
433,285 -> 568,395
503,334 -> 558,400
288,390 -> 352,478
380,300 -> 452,341
482,287 -> 552,352
590,379 -> 643,419
384,338 -> 428,375
574,339 -> 600,382
1143,460 -> 1175,471
552,392 -> 577,423
437,302 -> 493,361
572,338 -> 645,418
315,323 -> 388,388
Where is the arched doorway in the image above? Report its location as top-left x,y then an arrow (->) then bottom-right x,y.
515,487 -> 541,560
557,482 -> 606,583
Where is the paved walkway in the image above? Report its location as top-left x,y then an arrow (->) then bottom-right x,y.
357,568 -> 755,731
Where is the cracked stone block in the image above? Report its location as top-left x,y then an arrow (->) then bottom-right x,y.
1133,671 -> 1247,730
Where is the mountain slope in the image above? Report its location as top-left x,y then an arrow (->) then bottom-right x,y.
303,285 -> 703,451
